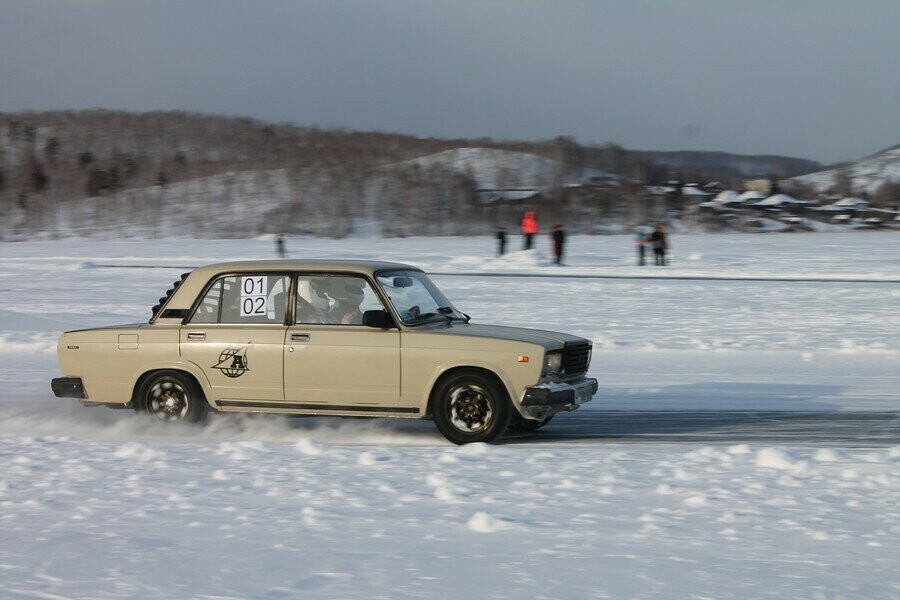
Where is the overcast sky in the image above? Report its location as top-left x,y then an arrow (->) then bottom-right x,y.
2,1 -> 899,164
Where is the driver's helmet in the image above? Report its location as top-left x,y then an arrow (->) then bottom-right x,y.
299,278 -> 330,310
331,280 -> 365,306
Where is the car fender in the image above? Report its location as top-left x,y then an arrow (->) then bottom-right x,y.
129,360 -> 215,407
419,358 -> 523,414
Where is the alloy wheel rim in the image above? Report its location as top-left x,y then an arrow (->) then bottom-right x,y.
147,379 -> 190,421
448,384 -> 493,433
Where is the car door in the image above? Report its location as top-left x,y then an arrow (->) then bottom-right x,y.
181,273 -> 290,405
284,273 -> 405,411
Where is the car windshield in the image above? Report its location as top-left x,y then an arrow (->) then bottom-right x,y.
375,270 -> 466,325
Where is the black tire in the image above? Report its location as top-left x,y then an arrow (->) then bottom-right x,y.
136,370 -> 208,424
508,413 -> 553,432
431,370 -> 511,444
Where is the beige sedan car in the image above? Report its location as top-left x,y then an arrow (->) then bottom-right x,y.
52,261 -> 597,444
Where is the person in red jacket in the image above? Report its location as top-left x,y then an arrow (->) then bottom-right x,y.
521,211 -> 538,250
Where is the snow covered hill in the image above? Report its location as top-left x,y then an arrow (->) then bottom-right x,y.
395,147 -> 563,189
0,147 -> 625,240
2,169 -> 299,239
0,167 -> 384,240
792,145 -> 900,194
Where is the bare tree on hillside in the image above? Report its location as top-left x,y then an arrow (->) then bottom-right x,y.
873,180 -> 900,209
830,167 -> 854,197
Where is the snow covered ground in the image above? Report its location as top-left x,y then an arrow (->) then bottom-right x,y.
1,232 -> 898,599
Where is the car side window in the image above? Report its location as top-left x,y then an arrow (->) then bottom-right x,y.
295,275 -> 384,325
189,274 -> 289,324
189,278 -> 223,323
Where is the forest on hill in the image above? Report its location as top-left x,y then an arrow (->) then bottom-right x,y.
0,110 -> 822,239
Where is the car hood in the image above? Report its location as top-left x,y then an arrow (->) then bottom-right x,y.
423,322 -> 590,350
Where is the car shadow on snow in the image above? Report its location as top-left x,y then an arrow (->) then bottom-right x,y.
593,381 -> 848,412
504,410 -> 900,446
503,381 -> 900,446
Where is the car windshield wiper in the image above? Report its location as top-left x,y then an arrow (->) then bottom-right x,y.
405,307 -> 468,326
437,306 -> 469,323
405,312 -> 437,326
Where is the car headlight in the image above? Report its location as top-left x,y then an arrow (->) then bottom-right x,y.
543,351 -> 563,377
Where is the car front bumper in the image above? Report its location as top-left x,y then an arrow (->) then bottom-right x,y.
51,377 -> 86,399
520,377 -> 598,419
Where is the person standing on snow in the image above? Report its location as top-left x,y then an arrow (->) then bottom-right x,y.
633,226 -> 650,266
496,227 -> 507,256
521,211 -> 538,250
649,224 -> 668,266
551,224 -> 566,265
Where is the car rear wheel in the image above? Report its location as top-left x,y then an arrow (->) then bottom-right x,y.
432,370 -> 510,445
136,370 -> 207,424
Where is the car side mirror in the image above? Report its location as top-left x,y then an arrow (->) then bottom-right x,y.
362,309 -> 395,329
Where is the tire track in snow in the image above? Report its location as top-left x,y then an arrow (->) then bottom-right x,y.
507,410 -> 900,447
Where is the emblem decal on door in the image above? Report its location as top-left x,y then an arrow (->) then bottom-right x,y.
212,347 -> 250,378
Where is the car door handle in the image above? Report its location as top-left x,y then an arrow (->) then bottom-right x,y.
186,332 -> 206,341
291,333 -> 310,342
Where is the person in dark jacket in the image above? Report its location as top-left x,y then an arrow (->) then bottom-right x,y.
649,224 -> 668,266
496,227 -> 507,256
551,224 -> 566,265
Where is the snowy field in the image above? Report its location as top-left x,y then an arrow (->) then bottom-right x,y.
1,232 -> 898,599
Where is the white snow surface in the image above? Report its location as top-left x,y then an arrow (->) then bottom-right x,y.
738,190 -> 766,202
1,232 -> 899,599
396,147 -> 561,189
712,190 -> 742,205
755,193 -> 797,206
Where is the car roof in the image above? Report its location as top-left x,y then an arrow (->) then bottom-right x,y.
191,259 -> 422,278
152,259 -> 425,323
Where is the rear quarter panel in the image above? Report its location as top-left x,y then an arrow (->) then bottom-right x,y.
58,325 -> 196,405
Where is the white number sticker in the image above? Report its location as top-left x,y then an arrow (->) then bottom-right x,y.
240,276 -> 268,317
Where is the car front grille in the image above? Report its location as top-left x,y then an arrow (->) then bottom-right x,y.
563,342 -> 591,377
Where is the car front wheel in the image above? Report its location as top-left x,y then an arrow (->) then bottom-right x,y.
432,370 -> 510,445
136,370 -> 207,424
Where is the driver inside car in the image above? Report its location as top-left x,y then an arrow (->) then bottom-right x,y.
327,280 -> 366,325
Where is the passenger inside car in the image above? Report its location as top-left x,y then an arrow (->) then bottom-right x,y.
296,277 -> 331,324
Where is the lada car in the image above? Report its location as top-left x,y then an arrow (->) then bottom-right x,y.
52,261 -> 597,444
